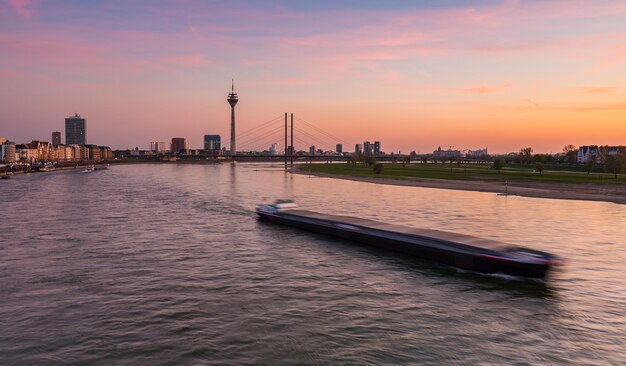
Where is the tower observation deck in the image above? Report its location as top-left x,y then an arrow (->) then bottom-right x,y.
227,79 -> 239,155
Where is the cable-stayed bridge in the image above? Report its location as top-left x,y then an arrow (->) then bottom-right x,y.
235,113 -> 348,159
170,112 -> 413,165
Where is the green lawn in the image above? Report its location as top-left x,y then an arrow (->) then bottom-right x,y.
299,163 -> 626,185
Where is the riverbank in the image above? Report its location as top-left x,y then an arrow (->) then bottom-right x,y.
0,162 -> 109,175
292,164 -> 626,205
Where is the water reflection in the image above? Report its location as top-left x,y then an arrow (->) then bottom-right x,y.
0,163 -> 624,365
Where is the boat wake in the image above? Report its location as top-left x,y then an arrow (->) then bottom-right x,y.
454,267 -> 546,284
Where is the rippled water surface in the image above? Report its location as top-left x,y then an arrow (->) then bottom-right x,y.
1,163 -> 625,365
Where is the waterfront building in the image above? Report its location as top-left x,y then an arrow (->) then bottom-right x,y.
17,143 -> 41,163
578,146 -> 597,163
1,140 -> 17,163
50,144 -> 63,161
577,145 -> 624,163
203,135 -> 221,154
67,144 -> 83,161
65,113 -> 86,145
171,138 -> 187,154
24,141 -> 41,162
79,145 -> 90,161
129,148 -> 154,157
100,146 -> 113,160
57,144 -> 75,161
22,141 -> 53,162
309,145 -> 316,156
269,143 -> 278,155
84,145 -> 101,160
68,144 -> 77,160
50,144 -> 64,161
355,144 -> 362,155
466,148 -> 488,158
336,144 -> 343,155
433,146 -> 462,158
373,141 -> 381,156
227,80 -> 239,155
16,144 -> 29,162
52,132 -> 61,146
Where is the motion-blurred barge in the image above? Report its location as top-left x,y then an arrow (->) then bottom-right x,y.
256,201 -> 559,279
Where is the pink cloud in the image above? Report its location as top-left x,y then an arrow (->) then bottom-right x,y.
463,83 -> 511,95
259,2 -> 626,86
604,44 -> 626,69
164,55 -> 213,67
550,103 -> 626,113
577,87 -> 618,94
282,35 -> 334,47
6,0 -> 33,19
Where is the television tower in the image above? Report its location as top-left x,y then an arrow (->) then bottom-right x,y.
227,79 -> 239,155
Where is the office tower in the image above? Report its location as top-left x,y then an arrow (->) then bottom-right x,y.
204,135 -> 221,153
52,132 -> 61,146
65,114 -> 86,145
150,142 -> 169,152
171,138 -> 187,153
363,141 -> 371,156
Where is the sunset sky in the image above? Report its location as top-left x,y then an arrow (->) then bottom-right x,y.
1,0 -> 625,153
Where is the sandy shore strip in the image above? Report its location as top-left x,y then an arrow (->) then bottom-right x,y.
291,166 -> 626,205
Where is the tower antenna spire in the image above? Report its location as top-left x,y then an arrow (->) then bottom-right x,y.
227,79 -> 239,156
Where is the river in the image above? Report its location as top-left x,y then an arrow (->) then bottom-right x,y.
1,163 -> 625,365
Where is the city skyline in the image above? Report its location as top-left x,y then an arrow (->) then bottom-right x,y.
2,1 -> 626,153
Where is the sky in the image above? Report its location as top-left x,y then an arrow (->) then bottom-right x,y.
1,0 -> 625,153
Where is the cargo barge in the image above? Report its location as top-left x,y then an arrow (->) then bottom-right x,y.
256,201 -> 559,279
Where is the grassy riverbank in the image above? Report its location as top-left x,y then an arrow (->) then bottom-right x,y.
299,163 -> 626,185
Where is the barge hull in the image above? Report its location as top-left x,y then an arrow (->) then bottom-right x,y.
257,211 -> 549,279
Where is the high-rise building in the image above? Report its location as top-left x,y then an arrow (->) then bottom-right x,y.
65,113 -> 86,145
336,144 -> 343,155
269,143 -> 278,155
373,141 -> 381,156
171,138 -> 187,153
150,141 -> 169,152
309,145 -> 316,156
203,135 -> 221,153
52,132 -> 61,146
227,79 -> 239,155
363,141 -> 371,156
355,144 -> 362,155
